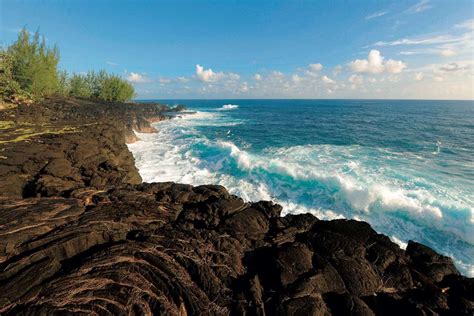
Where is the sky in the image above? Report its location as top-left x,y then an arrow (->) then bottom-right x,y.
1,0 -> 473,99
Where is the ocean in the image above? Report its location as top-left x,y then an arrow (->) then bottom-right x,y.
128,99 -> 474,276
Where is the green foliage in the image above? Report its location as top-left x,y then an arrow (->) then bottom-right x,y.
68,71 -> 135,102
0,51 -> 32,104
57,70 -> 69,95
69,73 -> 92,98
7,28 -> 60,97
98,74 -> 135,102
1,29 -> 135,104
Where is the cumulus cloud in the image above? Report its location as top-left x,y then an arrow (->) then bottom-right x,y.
239,82 -> 249,92
385,59 -> 407,73
332,65 -> 343,75
195,64 -> 241,83
228,73 -> 240,81
127,72 -> 151,83
415,72 -> 424,81
405,0 -> 432,14
269,71 -> 285,80
348,74 -> 364,85
292,74 -> 303,83
195,64 -> 225,82
321,75 -> 335,84
365,11 -> 388,20
254,74 -> 262,81
350,50 -> 406,74
309,63 -> 323,72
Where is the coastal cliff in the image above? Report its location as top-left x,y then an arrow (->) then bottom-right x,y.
0,98 -> 472,315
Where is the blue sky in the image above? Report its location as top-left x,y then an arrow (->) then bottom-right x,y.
1,0 -> 473,99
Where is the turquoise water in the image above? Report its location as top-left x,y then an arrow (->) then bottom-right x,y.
128,99 -> 474,276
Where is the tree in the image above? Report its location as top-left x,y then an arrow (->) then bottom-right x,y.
3,29 -> 135,103
69,73 -> 92,98
7,28 -> 60,97
0,51 -> 31,104
57,70 -> 69,95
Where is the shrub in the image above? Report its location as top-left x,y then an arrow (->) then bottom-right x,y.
69,73 -> 92,98
69,71 -> 135,102
98,74 -> 135,102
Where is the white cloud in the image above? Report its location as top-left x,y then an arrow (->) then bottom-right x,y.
400,51 -> 419,55
228,73 -> 241,81
433,76 -> 444,82
127,72 -> 151,83
239,82 -> 249,92
350,50 -> 384,73
292,74 -> 303,83
348,74 -> 364,85
332,65 -> 343,75
368,77 -> 377,83
350,50 -> 406,74
309,63 -> 323,72
415,72 -> 424,81
321,75 -> 335,84
159,78 -> 171,84
365,11 -> 388,20
177,76 -> 189,83
195,64 -> 225,82
374,35 -> 460,47
254,74 -> 262,81
438,62 -> 470,73
269,71 -> 285,80
439,49 -> 457,57
388,75 -> 400,82
455,19 -> 474,30
385,59 -> 407,73
106,61 -> 119,66
405,0 -> 432,14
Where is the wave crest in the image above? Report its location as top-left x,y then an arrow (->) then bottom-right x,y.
218,104 -> 239,111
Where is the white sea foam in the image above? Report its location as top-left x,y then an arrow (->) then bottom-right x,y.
218,104 -> 239,111
128,109 -> 474,277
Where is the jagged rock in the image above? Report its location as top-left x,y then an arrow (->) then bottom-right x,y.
1,183 -> 471,315
0,98 -> 471,315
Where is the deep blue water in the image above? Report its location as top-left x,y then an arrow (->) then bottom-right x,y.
129,99 -> 474,275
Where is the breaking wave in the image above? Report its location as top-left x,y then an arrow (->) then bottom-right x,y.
128,109 -> 474,276
218,104 -> 239,111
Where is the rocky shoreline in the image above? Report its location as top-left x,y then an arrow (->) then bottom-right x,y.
0,98 -> 472,315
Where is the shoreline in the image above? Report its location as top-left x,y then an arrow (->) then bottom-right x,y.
0,97 -> 472,314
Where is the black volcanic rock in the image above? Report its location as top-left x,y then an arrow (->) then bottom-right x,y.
0,97 -> 472,315
0,183 -> 472,315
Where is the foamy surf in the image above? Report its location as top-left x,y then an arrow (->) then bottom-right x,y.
128,103 -> 474,277
218,104 -> 239,111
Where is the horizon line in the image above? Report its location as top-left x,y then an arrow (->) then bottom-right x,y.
134,98 -> 474,102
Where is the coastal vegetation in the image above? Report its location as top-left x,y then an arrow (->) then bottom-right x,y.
0,29 -> 134,106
